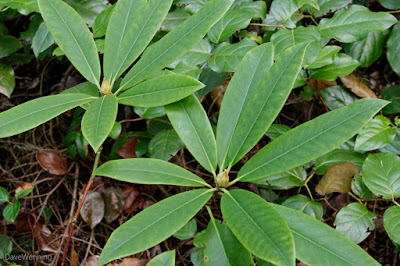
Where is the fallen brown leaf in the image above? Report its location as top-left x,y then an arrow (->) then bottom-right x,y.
103,187 -> 125,223
315,162 -> 359,195
33,224 -> 60,253
340,74 -> 377,98
117,137 -> 138,158
83,256 -> 99,266
80,191 -> 105,229
36,151 -> 68,175
307,78 -> 337,91
122,186 -> 139,212
209,81 -> 228,108
70,247 -> 79,266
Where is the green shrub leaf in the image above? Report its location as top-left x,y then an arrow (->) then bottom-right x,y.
238,98 -> 388,182
282,195 -> 323,220
98,189 -> 212,265
149,129 -> 184,161
309,54 -> 360,81
384,206 -> 400,245
0,187 -> 9,204
379,0 -> 400,10
32,22 -> 54,58
3,200 -> 20,223
315,149 -> 366,175
147,250 -> 176,266
306,45 -> 342,69
387,23 -> 400,77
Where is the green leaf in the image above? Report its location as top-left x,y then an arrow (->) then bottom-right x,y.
162,8 -> 191,32
269,0 -> 302,28
0,186 -> 8,204
173,219 -> 197,240
165,94 -> 217,174
379,0 -> 400,10
334,202 -> 376,244
315,149 -> 366,175
104,0 -> 173,85
32,22 -> 54,58
306,45 -> 342,69
320,85 -> 359,111
384,206 -> 400,245
380,130 -> 400,155
303,0 -> 351,17
197,67 -> 228,98
0,0 -> 39,15
170,39 -> 211,68
38,0 -> 101,87
382,85 -> 400,114
98,189 -> 212,265
61,82 -> 100,110
3,200 -> 20,223
108,122 -> 121,140
0,35 -> 22,58
92,4 -> 115,38
193,216 -> 253,266
237,98 -> 388,182
271,26 -> 322,66
0,93 -> 96,138
271,203 -> 380,265
216,43 -> 274,170
344,30 -> 389,67
0,64 -> 15,98
207,38 -> 257,73
94,158 -> 209,187
309,54 -> 360,81
351,174 -> 373,200
318,5 -> 397,43
221,189 -> 294,265
220,42 -> 308,169
265,124 -> 291,140
387,23 -> 400,77
149,129 -> 184,161
135,107 -> 166,119
119,0 -> 234,91
251,166 -> 306,190
65,0 -> 108,26
147,250 -> 176,266
81,94 -> 118,152
355,115 -> 396,152
282,195 -> 323,220
0,234 -> 12,260
15,185 -> 34,199
362,152 -> 400,199
118,74 -> 204,107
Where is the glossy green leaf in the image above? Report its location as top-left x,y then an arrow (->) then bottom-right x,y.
0,0 -> 39,15
387,23 -> 400,77
149,129 -> 184,161
355,115 -> 396,151
92,5 -> 115,38
118,74 -> 204,107
98,189 -> 212,265
32,22 -> 54,58
0,35 -> 22,58
306,45 -> 342,69
0,64 -> 15,98
271,203 -> 380,265
119,0 -> 234,91
344,30 -> 389,67
351,174 -> 373,200
309,54 -> 360,81
0,93 -> 96,138
303,0 -> 351,17
221,189 -> 294,265
382,85 -> 400,114
207,38 -> 257,73
81,94 -> 118,152
147,250 -> 176,266
162,8 -> 191,32
38,0 -> 101,87
61,82 -> 100,109
269,0 -> 302,28
383,206 -> 400,245
66,0 -> 108,26
20,15 -> 43,42
193,215 -> 253,266
282,195 -> 323,220
237,98 -> 388,182
380,131 -> 400,155
172,63 -> 202,79
320,85 -> 359,111
271,26 -> 322,66
0,234 -> 12,260
334,202 -> 376,244
197,67 -> 228,98
0,187 -> 8,204
173,219 -> 197,240
135,107 -> 166,119
315,149 -> 366,175
95,158 -> 209,187
318,5 -> 397,43
216,43 -> 274,170
172,40 -> 211,69
265,124 -> 291,140
220,42 -> 308,170
379,0 -> 400,10
104,0 -> 173,84
362,152 -> 400,199
251,166 -> 306,190
3,200 -> 20,223
108,122 -> 121,140
165,94 -> 217,174
15,185 -> 34,199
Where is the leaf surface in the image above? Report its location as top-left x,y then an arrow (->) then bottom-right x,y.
315,162 -> 358,195
387,23 -> 400,76
384,206 -> 400,245
149,129 -> 184,161
147,250 -> 176,266
282,195 -> 323,220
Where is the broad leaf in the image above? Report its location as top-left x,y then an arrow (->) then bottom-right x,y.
303,0 -> 351,17
147,250 -> 175,266
92,5 -> 115,38
0,64 -> 15,98
387,23 -> 400,77
104,0 -> 173,85
237,98 -> 388,182
207,38 -> 257,73
118,0 -> 234,91
165,94 -> 217,174
251,166 -> 306,190
315,149 -> 366,175
0,234 -> 12,260
265,124 -> 291,140
170,39 -> 211,68
66,0 -> 108,27
95,158 -> 209,187
355,115 -> 396,152
118,74 -> 204,107
362,152 -> 400,199
318,5 -> 397,43
282,195 -> 323,220
216,43 -> 274,170
334,202 -> 375,244
81,94 -> 118,152
382,85 -> 400,114
269,0 -> 302,28
309,54 -> 360,81
102,187 -> 125,223
162,8 -> 191,32
271,204 -> 380,265
32,22 -> 54,58
80,191 -> 105,229
351,174 -> 373,200
0,94 -> 96,138
38,0 -> 100,86
384,206 -> 400,245
98,189 -> 212,265
306,45 -> 342,69
149,129 -> 184,161
315,162 -> 358,195
0,187 -> 8,204
220,42 -> 308,170
173,219 -> 197,240
3,200 -> 20,223
0,0 -> 39,15
0,35 -> 22,58
344,30 -> 389,67
320,85 -> 359,111
379,0 -> 400,10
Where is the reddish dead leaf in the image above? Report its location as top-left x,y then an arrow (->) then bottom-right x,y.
80,191 -> 105,229
83,256 -> 99,266
307,78 -> 337,91
15,212 -> 37,232
70,247 -> 79,266
340,74 -> 377,99
34,224 -> 60,252
107,257 -> 147,266
209,81 -> 228,108
91,176 -> 108,193
36,151 -> 68,175
103,187 -> 125,223
117,137 -> 138,158
123,186 -> 139,212
143,200 -> 155,210
315,162 -> 358,195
